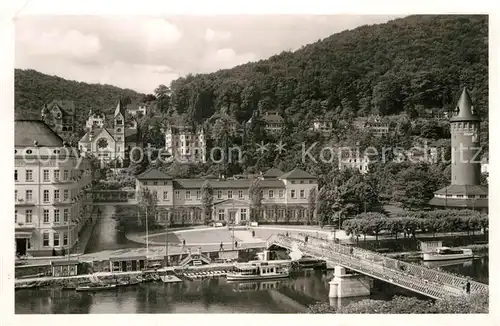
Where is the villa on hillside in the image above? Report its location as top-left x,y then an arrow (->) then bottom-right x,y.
353,116 -> 390,137
41,100 -> 77,138
125,101 -> 149,117
135,167 -> 318,226
164,115 -> 206,163
246,110 -> 284,134
78,101 -> 138,167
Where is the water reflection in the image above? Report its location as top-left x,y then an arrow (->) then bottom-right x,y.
85,206 -> 141,253
16,257 -> 489,314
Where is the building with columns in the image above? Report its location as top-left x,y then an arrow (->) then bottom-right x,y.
135,167 -> 318,226
15,120 -> 93,257
429,87 -> 488,213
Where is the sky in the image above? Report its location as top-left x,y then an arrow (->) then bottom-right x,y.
15,15 -> 402,94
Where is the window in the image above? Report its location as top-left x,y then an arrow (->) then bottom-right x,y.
43,209 -> 50,223
186,191 -> 191,200
26,210 -> 32,223
54,209 -> 60,223
194,209 -> 202,220
27,239 -> 31,249
175,190 -> 180,199
196,190 -> 201,200
43,190 -> 49,203
14,170 -> 18,181
279,190 -> 284,198
268,190 -> 274,199
43,169 -> 49,182
217,190 -> 222,199
300,190 -> 305,199
15,210 -> 17,223
54,233 -> 60,246
63,189 -> 69,201
164,181 -> 169,185
291,190 -> 296,199
54,170 -> 60,180
228,190 -> 233,199
43,232 -> 50,247
153,181 -> 158,185
25,190 -> 33,202
218,209 -> 225,221
63,232 -> 68,246
300,180 -> 304,184
143,181 -> 148,185
240,208 -> 247,220
163,191 -> 168,200
278,209 -> 284,219
63,170 -> 69,180
26,170 -> 33,182
63,209 -> 69,222
238,190 -> 244,199
54,190 -> 60,201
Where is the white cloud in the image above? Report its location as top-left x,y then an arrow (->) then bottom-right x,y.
17,29 -> 101,59
141,18 -> 183,51
204,28 -> 231,42
201,48 -> 256,72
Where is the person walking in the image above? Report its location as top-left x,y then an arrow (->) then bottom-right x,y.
349,247 -> 353,255
182,239 -> 186,247
235,240 -> 238,248
220,242 -> 224,251
252,230 -> 255,237
466,280 -> 471,295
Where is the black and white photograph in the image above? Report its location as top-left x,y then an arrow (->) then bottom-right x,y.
2,1 -> 495,319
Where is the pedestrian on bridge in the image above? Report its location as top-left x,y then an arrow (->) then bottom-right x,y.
220,242 -> 224,251
465,280 -> 471,295
349,247 -> 353,255
235,240 -> 238,248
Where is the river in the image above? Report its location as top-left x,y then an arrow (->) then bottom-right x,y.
15,256 -> 488,314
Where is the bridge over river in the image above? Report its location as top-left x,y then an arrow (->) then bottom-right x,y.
267,234 -> 489,300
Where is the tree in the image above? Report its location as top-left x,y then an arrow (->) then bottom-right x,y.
307,187 -> 317,225
249,179 -> 263,222
200,181 -> 214,222
137,187 -> 159,230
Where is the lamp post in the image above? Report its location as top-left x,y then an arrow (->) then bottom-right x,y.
165,211 -> 169,266
145,206 -> 149,259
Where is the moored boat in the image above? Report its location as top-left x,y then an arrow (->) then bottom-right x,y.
226,261 -> 290,281
422,247 -> 473,261
76,284 -> 117,292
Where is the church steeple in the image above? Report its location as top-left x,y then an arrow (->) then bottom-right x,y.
450,87 -> 480,122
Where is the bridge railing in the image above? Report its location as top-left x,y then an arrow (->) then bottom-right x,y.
272,234 -> 488,296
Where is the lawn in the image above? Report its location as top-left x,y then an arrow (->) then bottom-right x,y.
179,228 -> 238,244
147,232 -> 181,244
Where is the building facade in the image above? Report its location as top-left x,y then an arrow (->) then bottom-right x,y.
135,167 -> 318,226
429,88 -> 488,212
15,120 -> 93,257
85,109 -> 106,129
41,100 -> 76,138
164,122 -> 206,163
78,101 -> 138,166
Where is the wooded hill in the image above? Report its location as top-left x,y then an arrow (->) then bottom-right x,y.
168,15 -> 488,124
14,69 -> 146,127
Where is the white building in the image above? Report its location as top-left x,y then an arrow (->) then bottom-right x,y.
126,101 -> 148,117
15,120 -> 93,257
310,119 -> 334,133
85,109 -> 105,129
136,167 -> 318,225
164,122 -> 206,163
338,154 -> 370,174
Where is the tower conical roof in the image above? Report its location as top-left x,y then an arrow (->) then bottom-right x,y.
450,87 -> 480,122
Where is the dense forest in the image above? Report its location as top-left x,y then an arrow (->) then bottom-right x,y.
166,15 -> 488,124
14,69 -> 146,127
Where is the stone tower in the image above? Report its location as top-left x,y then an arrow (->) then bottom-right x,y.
450,87 -> 481,186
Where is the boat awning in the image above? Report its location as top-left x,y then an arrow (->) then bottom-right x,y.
15,231 -> 33,239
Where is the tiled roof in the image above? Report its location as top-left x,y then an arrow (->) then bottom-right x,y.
137,168 -> 173,180
45,100 -> 76,115
280,168 -> 316,179
262,114 -> 284,123
125,128 -> 138,142
15,120 -> 64,147
214,198 -> 250,206
173,178 -> 285,189
434,185 -> 488,196
79,128 -> 114,143
262,168 -> 284,178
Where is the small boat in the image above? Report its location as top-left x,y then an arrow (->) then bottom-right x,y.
226,261 -> 290,281
423,257 -> 474,268
76,284 -> 117,292
422,247 -> 473,261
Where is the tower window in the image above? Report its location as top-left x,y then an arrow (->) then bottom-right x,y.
117,128 -> 121,132
117,120 -> 123,125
